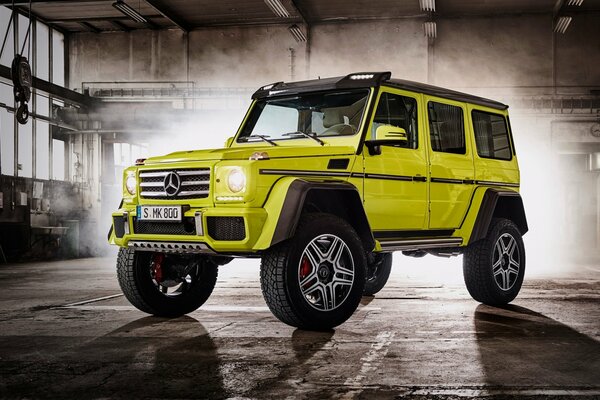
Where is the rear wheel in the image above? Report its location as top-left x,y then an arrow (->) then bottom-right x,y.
364,253 -> 392,296
260,213 -> 366,330
117,248 -> 218,317
463,218 -> 525,305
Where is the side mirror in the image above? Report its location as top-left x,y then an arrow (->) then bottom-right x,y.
224,136 -> 234,148
365,125 -> 408,155
375,125 -> 408,141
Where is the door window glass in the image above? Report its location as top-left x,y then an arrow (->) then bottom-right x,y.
372,92 -> 418,149
428,102 -> 465,154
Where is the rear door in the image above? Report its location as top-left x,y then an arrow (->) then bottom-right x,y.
425,97 -> 475,229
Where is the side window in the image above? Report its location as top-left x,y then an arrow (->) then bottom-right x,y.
472,110 -> 512,160
371,92 -> 418,149
428,102 -> 465,154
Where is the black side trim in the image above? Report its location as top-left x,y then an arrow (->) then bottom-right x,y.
431,177 -> 519,187
327,158 -> 350,170
431,177 -> 465,184
272,179 -> 375,251
260,169 -> 351,178
374,229 -> 455,240
469,189 -> 528,244
351,172 -> 427,182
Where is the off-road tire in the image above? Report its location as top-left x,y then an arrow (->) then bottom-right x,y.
364,253 -> 392,296
260,213 -> 366,330
463,218 -> 525,305
117,248 -> 218,317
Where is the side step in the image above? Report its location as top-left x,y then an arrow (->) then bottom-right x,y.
379,237 -> 463,252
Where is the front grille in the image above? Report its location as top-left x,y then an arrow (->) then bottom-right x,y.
113,216 -> 126,238
133,217 -> 197,235
139,168 -> 210,199
207,217 -> 246,241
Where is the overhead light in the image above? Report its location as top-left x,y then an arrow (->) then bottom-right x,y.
419,0 -> 436,12
423,21 -> 437,38
554,16 -> 572,34
288,24 -> 306,42
264,0 -> 290,18
112,1 -> 147,23
567,0 -> 584,6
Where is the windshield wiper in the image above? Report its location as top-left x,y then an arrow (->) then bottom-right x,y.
282,131 -> 325,146
239,135 -> 278,146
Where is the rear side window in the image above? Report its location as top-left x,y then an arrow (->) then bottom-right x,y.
472,110 -> 512,160
428,102 -> 465,154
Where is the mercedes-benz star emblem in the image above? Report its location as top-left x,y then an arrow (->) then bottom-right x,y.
163,172 -> 181,196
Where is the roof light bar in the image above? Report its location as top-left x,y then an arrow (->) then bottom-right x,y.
554,16 -> 572,34
112,0 -> 147,23
288,24 -> 307,42
423,21 -> 437,38
349,74 -> 375,80
419,0 -> 436,12
264,0 -> 291,18
567,0 -> 584,6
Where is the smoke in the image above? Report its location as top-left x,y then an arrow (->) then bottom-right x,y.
79,16 -> 596,279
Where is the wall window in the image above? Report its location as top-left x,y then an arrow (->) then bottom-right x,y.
36,121 -> 49,179
0,7 -> 66,180
17,119 -> 32,177
52,139 -> 65,180
52,30 -> 65,86
372,92 -> 418,149
0,7 -> 14,67
0,109 -> 14,175
472,110 -> 512,160
36,21 -> 49,81
428,102 -> 465,154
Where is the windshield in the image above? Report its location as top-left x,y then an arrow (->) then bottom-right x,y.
237,89 -> 370,144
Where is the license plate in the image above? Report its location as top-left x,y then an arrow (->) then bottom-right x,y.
137,206 -> 182,222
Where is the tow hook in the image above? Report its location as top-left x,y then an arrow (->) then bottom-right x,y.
151,253 -> 165,283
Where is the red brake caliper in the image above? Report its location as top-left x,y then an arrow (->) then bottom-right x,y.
151,253 -> 165,283
300,256 -> 312,285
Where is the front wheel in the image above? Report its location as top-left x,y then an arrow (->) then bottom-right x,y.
463,218 -> 526,305
260,213 -> 366,330
117,248 -> 218,317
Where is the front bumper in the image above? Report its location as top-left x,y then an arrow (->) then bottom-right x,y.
111,206 -> 268,254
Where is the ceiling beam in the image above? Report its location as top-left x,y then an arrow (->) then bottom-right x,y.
111,20 -> 131,32
143,0 -> 190,32
0,0 -> 103,4
44,15 -> 162,23
290,0 -> 310,26
79,21 -> 101,33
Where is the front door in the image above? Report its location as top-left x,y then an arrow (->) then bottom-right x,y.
362,88 -> 428,232
425,97 -> 475,229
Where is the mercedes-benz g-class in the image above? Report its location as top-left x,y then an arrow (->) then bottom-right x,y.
109,72 -> 528,330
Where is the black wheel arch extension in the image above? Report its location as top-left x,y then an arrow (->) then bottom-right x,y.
469,188 -> 528,245
271,179 -> 375,251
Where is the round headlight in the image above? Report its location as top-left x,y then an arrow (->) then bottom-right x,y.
227,168 -> 246,193
125,173 -> 137,195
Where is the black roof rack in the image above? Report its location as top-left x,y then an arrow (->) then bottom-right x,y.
252,72 -> 508,110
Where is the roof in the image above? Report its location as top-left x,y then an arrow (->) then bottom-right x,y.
5,0 -> 598,33
252,72 -> 508,110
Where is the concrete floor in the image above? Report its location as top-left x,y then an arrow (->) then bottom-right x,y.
0,255 -> 598,399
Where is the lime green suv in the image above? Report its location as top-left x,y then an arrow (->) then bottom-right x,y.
110,72 -> 528,330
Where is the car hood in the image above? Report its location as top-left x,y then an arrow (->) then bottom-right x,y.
143,145 -> 356,164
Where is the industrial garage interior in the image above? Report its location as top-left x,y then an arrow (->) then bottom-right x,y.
0,0 -> 599,398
